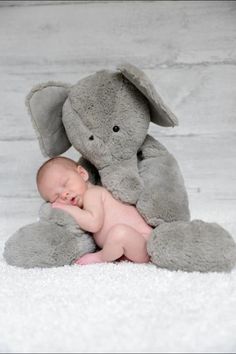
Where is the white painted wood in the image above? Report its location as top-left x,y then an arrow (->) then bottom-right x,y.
0,1 -> 76,6
1,1 -> 235,66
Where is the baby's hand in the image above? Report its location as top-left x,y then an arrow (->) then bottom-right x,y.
52,202 -> 77,210
52,201 -> 66,209
52,202 -> 81,222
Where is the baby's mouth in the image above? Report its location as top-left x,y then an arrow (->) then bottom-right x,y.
71,196 -> 78,206
70,195 -> 81,206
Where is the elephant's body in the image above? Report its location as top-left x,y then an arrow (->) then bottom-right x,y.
3,63 -> 236,272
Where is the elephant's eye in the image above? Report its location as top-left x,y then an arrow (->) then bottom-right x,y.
113,126 -> 120,132
89,135 -> 94,140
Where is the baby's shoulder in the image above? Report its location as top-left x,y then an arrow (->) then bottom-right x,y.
85,185 -> 107,199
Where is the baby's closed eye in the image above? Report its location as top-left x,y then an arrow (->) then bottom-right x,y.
63,178 -> 69,187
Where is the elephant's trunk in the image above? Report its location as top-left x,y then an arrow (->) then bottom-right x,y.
99,156 -> 143,204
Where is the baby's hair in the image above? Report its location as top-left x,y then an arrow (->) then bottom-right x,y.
36,156 -> 78,187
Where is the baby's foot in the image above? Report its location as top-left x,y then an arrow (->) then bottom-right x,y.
74,252 -> 103,265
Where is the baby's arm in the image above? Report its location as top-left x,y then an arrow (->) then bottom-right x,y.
52,187 -> 104,233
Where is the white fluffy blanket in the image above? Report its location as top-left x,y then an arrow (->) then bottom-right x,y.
0,218 -> 236,353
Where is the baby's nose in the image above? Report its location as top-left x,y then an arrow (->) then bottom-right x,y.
61,191 -> 70,200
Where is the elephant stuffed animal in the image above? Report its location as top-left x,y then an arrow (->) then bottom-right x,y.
4,63 -> 236,272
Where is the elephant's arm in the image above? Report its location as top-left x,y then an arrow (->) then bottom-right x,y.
39,202 -> 86,235
137,135 -> 190,226
3,202 -> 97,269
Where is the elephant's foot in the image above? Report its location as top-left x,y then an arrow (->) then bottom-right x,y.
147,220 -> 236,272
4,222 -> 96,268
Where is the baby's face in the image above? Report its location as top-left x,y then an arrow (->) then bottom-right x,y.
39,164 -> 88,207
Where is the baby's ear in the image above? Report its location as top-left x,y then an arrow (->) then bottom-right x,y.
77,165 -> 89,182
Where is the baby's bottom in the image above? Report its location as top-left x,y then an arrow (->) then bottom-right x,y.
75,224 -> 151,265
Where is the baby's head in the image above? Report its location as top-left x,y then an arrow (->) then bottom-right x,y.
36,156 -> 90,207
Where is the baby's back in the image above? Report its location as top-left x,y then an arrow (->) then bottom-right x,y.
93,186 -> 153,246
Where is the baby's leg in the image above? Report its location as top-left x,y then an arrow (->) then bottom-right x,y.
75,224 -> 150,265
75,251 -> 104,265
100,224 -> 150,263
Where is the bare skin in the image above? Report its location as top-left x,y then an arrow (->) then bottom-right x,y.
37,157 -> 153,265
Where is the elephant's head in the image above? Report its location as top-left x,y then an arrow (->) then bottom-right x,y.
26,63 -> 178,203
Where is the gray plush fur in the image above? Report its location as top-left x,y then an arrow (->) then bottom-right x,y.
147,220 -> 236,272
136,134 -> 190,226
26,82 -> 71,157
4,205 -> 96,268
4,63 -> 236,272
118,63 -> 178,127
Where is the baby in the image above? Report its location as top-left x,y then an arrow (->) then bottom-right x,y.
36,156 -> 153,265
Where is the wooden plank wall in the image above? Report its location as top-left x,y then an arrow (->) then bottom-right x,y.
0,1 -> 235,234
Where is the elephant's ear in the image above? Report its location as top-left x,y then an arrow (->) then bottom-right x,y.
117,63 -> 178,127
25,82 -> 72,157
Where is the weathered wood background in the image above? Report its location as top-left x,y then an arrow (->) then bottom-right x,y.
0,0 -> 235,235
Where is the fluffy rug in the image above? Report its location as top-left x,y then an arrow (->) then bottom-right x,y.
0,218 -> 236,353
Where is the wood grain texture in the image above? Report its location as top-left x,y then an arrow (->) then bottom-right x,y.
1,1 -> 236,65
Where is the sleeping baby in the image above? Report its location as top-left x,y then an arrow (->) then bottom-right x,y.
36,156 -> 153,265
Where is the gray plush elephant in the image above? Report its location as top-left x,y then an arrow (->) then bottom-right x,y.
4,63 -> 236,272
